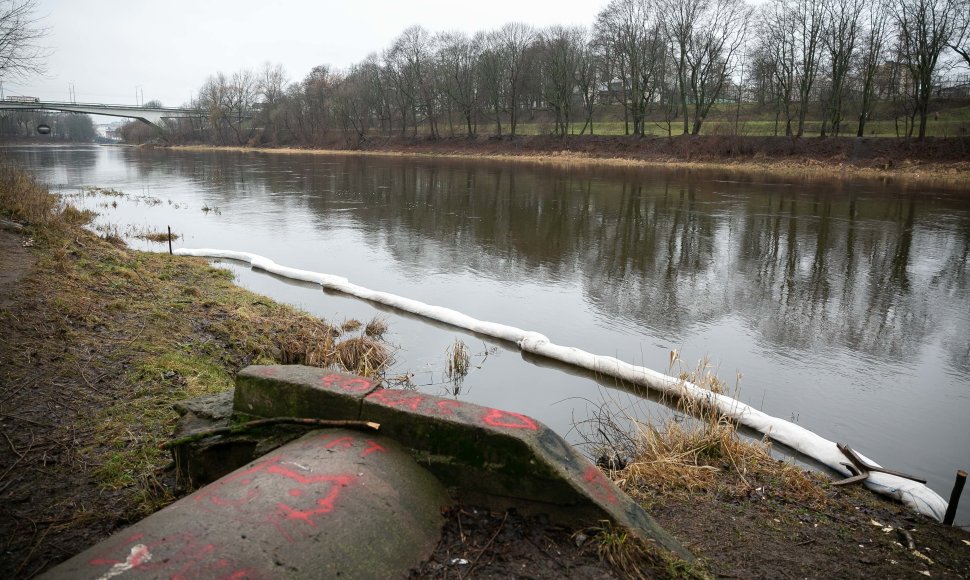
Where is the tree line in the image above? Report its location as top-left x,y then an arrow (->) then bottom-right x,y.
0,111 -> 96,141
157,0 -> 970,145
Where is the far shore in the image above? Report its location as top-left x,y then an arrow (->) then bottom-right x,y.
167,134 -> 970,189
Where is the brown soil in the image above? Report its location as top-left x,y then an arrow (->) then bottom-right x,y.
0,226 -> 390,578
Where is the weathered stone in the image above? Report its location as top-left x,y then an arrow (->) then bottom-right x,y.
234,365 -> 378,421
42,430 -> 448,580
226,365 -> 690,559
359,386 -> 691,560
173,390 -> 234,422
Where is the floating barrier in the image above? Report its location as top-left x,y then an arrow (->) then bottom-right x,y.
174,248 -> 949,521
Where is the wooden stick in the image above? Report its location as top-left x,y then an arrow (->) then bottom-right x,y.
837,443 -> 927,483
159,417 -> 380,449
167,226 -> 173,255
943,470 -> 967,526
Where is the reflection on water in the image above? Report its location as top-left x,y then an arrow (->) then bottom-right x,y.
7,144 -> 970,524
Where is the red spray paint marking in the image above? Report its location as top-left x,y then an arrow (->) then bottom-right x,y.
321,373 -> 374,393
361,440 -> 387,457
366,389 -> 426,411
482,408 -> 539,431
435,400 -> 461,416
324,436 -> 356,451
368,389 -> 540,433
89,532 -> 254,578
582,466 -> 619,505
194,455 -> 356,542
257,367 -> 278,377
307,432 -> 387,458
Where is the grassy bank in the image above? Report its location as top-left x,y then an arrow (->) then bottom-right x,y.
171,134 -> 970,190
0,163 -> 391,577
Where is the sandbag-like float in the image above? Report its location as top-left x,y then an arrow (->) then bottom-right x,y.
174,248 -> 949,521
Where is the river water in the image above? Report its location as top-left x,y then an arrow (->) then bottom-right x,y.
6,144 -> 969,524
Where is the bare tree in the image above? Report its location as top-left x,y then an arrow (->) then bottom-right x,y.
594,0 -> 663,136
949,0 -> 970,67
855,6 -> 889,136
888,0 -> 962,139
573,28 -> 599,135
494,22 -> 537,137
387,26 -> 435,137
539,25 -> 586,136
821,0 -> 865,136
437,31 -> 480,137
0,0 -> 47,82
758,0 -> 827,137
666,0 -> 751,135
478,31 -> 506,136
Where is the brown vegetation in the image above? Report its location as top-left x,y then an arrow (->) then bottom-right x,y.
174,133 -> 970,188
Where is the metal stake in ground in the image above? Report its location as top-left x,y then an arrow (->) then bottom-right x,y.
167,226 -> 172,255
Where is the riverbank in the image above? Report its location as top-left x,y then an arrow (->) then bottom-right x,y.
0,165 -> 395,577
172,134 -> 970,189
2,165 -> 969,578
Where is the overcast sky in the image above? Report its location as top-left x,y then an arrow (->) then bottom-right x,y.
5,0 -> 605,108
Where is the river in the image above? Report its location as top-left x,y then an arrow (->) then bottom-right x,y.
6,144 -> 969,525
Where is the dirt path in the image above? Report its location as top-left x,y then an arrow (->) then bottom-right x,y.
0,229 -> 33,308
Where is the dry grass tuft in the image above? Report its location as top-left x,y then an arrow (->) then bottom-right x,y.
0,162 -> 60,225
336,336 -> 393,376
446,338 -> 471,382
584,354 -> 825,506
134,230 -> 179,243
591,521 -> 700,579
340,318 -> 362,333
364,316 -> 389,339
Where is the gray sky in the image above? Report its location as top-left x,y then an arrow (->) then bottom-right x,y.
6,0 -> 604,108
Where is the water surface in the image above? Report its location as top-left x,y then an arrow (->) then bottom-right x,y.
7,144 -> 969,524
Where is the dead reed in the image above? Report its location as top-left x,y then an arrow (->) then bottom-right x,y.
582,353 -> 823,505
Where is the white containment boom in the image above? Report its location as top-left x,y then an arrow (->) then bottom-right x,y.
174,248 -> 949,521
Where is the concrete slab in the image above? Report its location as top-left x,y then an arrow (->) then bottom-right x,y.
360,387 -> 691,560
228,365 -> 689,560
43,429 -> 448,580
234,366 -> 379,422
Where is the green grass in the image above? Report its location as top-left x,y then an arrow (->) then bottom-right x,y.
508,103 -> 970,138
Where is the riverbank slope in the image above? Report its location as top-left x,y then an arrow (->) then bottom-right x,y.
173,134 -> 970,188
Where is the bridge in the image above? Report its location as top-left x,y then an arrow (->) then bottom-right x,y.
0,100 -> 203,129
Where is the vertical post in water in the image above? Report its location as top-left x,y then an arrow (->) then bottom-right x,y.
168,226 -> 173,255
943,470 -> 967,525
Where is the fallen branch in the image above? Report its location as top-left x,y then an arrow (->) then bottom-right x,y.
159,418 -> 380,449
831,443 -> 927,486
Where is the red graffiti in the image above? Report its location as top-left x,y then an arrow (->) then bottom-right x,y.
361,440 -> 386,457
257,367 -> 278,377
320,373 -> 374,393
366,389 -> 426,411
303,432 -> 387,458
194,455 -> 355,542
482,408 -> 539,431
88,532 -> 256,579
582,466 -> 619,505
324,436 -> 356,451
435,400 -> 461,416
